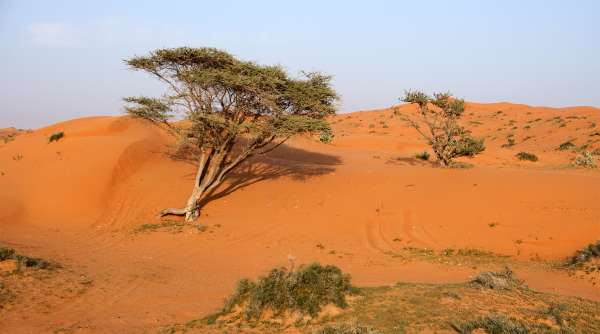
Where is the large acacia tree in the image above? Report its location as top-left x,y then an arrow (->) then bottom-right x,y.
124,47 -> 337,222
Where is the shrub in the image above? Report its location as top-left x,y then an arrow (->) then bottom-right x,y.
48,131 -> 64,143
501,135 -> 515,148
456,137 -> 485,157
0,247 -> 57,271
557,140 -> 575,151
570,240 -> 600,266
320,130 -> 334,143
471,267 -> 524,290
415,151 -> 430,161
592,148 -> 600,156
573,151 -> 597,168
516,152 -> 538,162
452,314 -> 529,334
218,263 -> 355,320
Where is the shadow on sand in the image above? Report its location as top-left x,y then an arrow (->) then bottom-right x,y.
168,142 -> 341,207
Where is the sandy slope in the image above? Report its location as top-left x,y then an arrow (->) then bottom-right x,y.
0,102 -> 599,332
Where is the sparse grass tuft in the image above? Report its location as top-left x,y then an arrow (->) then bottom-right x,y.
414,151 -> 430,161
315,324 -> 381,334
215,263 -> 356,321
516,152 -> 538,162
48,131 -> 65,143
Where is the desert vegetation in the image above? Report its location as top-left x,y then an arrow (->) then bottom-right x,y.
124,47 -> 337,222
396,91 -> 484,166
516,152 -> 538,162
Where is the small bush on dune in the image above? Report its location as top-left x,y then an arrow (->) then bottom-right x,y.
557,140 -> 575,151
573,151 -> 597,168
452,314 -> 529,334
0,247 -> 57,271
516,152 -> 538,162
48,131 -> 64,143
217,263 -> 355,321
570,241 -> 600,266
415,151 -> 430,161
471,267 -> 524,290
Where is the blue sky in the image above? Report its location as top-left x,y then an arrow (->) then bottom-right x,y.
1,0 -> 599,128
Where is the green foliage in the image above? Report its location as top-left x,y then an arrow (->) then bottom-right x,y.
573,151 -> 597,168
415,151 -> 430,161
399,90 -> 484,166
123,47 -> 338,221
217,263 -> 355,320
557,140 -> 576,151
455,136 -> 486,157
452,314 -> 530,334
315,324 -> 381,334
516,152 -> 538,162
48,131 -> 64,143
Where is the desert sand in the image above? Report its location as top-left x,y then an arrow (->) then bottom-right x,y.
1,102 -> 599,332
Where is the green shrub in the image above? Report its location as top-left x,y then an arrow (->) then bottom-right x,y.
573,151 -> 597,168
320,129 -> 334,143
557,140 -> 575,151
455,137 -> 485,157
415,151 -> 430,161
516,152 -> 538,162
218,263 -> 355,320
452,314 -> 529,334
48,131 -> 64,143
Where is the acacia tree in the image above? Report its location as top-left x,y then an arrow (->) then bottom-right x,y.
124,47 -> 337,222
397,91 -> 484,166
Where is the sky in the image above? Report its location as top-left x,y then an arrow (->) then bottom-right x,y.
1,0 -> 599,128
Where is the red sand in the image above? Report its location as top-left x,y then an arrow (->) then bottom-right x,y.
1,102 -> 599,332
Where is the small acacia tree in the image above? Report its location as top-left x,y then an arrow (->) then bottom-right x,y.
124,47 -> 337,222
397,91 -> 484,166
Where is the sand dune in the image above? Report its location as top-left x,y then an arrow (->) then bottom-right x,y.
1,102 -> 599,332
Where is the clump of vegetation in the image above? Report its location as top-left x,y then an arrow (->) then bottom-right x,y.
452,314 -> 530,334
502,134 -> 516,148
397,91 -> 485,166
471,267 -> 524,290
214,263 -> 355,321
570,241 -> 600,266
415,151 -> 430,161
557,140 -> 576,151
315,324 -> 381,334
48,131 -> 64,143
124,47 -> 337,222
592,148 -> 600,156
573,151 -> 597,168
0,247 -> 57,272
516,152 -> 538,162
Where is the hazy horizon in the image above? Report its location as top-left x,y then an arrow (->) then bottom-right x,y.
1,0 -> 599,129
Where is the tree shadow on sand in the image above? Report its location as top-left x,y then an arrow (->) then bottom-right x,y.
168,142 -> 341,207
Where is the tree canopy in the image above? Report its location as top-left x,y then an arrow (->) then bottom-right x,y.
124,47 -> 338,222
